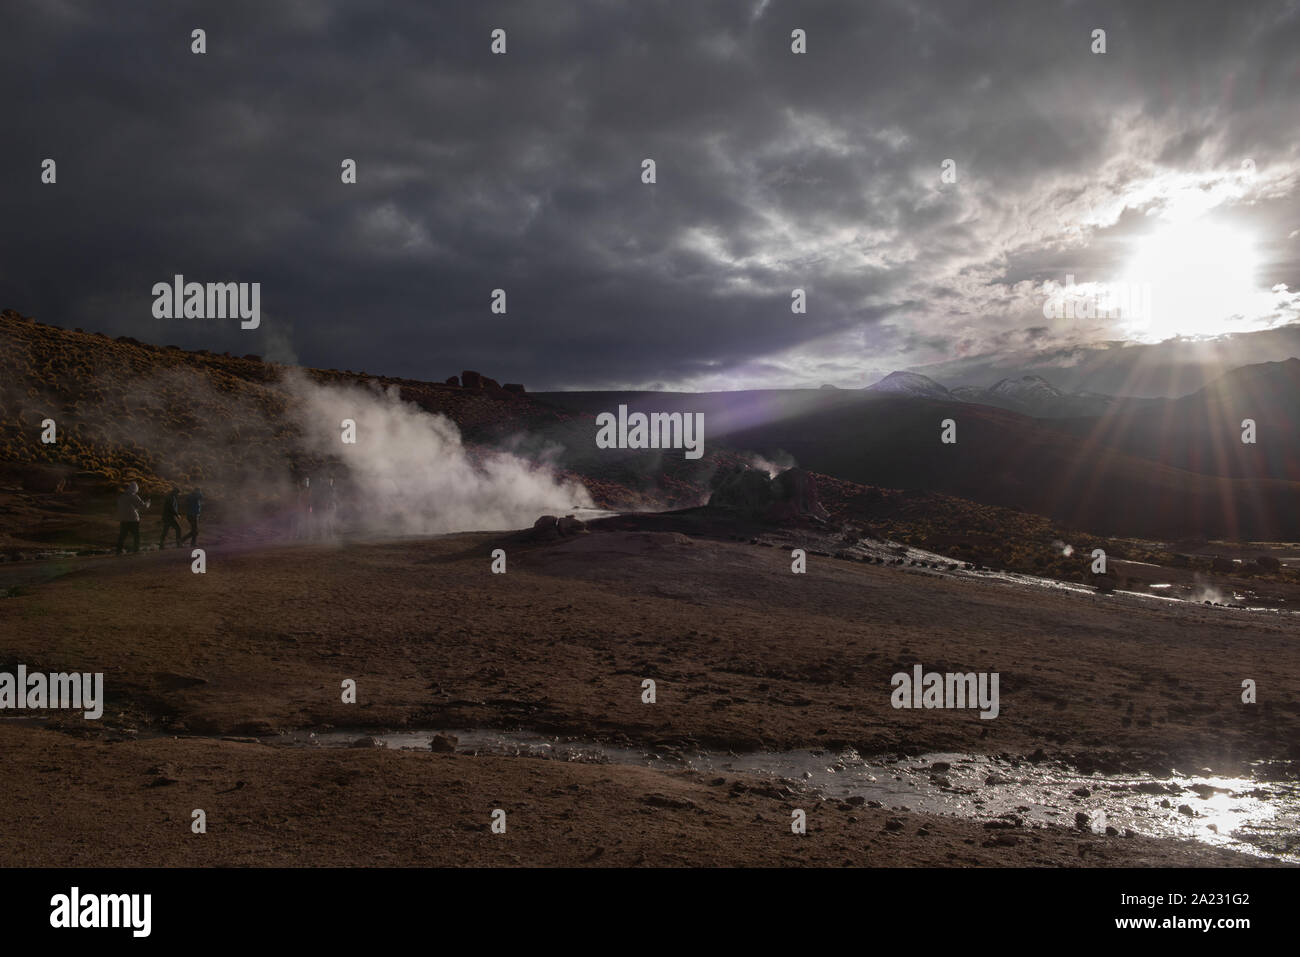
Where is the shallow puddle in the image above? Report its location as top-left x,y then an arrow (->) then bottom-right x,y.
795,538 -> 1295,615
281,728 -> 1299,862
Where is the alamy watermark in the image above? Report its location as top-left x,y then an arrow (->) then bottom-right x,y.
152,274 -> 260,329
50,887 -> 150,937
1042,274 -> 1152,321
891,664 -> 999,719
0,665 -> 103,719
595,404 -> 705,459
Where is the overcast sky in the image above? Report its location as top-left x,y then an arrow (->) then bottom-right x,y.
3,0 -> 1299,394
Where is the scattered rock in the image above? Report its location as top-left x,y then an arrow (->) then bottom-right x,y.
428,733 -> 458,753
1132,781 -> 1176,795
643,794 -> 696,811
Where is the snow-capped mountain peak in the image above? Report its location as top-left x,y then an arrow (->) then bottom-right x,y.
986,375 -> 1064,400
865,371 -> 953,398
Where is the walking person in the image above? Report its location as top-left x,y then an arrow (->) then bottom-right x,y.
183,487 -> 203,546
115,481 -> 150,555
159,486 -> 184,548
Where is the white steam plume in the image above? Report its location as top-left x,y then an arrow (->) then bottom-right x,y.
287,374 -> 592,535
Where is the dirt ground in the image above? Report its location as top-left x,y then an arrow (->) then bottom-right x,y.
1,521 -> 1296,866
0,724 -> 1265,867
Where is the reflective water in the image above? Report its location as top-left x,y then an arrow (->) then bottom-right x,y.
285,728 -> 1299,862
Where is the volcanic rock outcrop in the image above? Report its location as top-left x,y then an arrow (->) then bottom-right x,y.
707,466 -> 829,522
529,513 -> 589,541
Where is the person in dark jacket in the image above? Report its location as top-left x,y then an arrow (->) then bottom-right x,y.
183,488 -> 203,546
115,481 -> 150,555
159,486 -> 184,548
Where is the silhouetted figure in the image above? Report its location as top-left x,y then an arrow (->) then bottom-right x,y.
115,481 -> 150,555
183,488 -> 203,546
159,486 -> 184,548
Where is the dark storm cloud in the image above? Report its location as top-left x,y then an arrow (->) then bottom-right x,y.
2,0 -> 1299,391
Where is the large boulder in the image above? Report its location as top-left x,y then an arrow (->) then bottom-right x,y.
460,370 -> 484,389
1210,556 -> 1235,573
557,515 -> 587,536
529,513 -> 586,541
1255,555 -> 1281,572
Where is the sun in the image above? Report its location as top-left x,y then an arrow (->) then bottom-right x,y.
1119,218 -> 1262,340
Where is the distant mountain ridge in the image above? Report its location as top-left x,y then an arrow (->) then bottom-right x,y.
952,374 -> 1116,418
869,358 -> 1300,421
868,371 -> 1120,418
865,371 -> 954,400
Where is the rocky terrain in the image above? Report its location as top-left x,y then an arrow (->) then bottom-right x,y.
2,308 -> 1298,867
1,501 -> 1297,866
